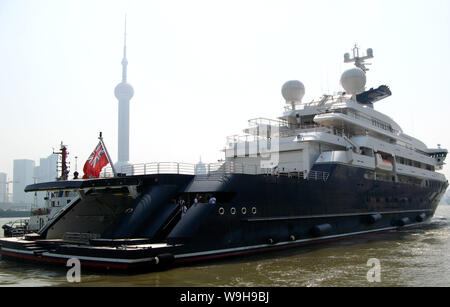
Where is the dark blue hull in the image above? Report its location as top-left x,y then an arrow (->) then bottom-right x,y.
0,163 -> 447,271
167,163 -> 446,259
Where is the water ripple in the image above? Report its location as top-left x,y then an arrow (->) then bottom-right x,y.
1,206 -> 449,286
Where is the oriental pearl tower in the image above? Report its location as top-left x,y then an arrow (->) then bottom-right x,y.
114,18 -> 134,174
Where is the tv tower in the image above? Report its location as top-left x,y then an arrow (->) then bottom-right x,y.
114,16 -> 134,173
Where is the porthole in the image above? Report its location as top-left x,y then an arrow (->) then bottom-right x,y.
218,207 -> 225,215
241,207 -> 247,215
230,207 -> 236,215
252,207 -> 257,214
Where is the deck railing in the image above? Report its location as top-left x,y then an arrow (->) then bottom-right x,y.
100,161 -> 330,182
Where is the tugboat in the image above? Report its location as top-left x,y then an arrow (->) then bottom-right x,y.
0,46 -> 447,271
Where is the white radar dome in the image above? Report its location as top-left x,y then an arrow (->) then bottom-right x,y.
340,68 -> 366,95
281,80 -> 305,103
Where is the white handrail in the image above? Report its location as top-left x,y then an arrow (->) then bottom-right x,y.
99,161 -> 330,182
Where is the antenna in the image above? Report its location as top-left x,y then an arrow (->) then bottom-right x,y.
121,14 -> 128,83
344,44 -> 373,72
53,142 -> 70,181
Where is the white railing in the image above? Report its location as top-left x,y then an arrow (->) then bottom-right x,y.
278,125 -> 335,138
283,94 -> 347,111
308,170 -> 330,181
101,161 -> 264,177
101,162 -> 195,177
99,161 -> 330,182
247,117 -> 287,128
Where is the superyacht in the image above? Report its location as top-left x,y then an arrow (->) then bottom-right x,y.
0,46 -> 447,271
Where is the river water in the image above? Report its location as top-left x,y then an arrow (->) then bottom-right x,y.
0,205 -> 449,287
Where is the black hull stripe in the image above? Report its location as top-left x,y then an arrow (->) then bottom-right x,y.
243,209 -> 432,222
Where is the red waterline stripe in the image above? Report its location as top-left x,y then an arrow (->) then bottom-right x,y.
0,250 -> 137,270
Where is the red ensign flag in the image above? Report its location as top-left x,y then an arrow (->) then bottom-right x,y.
82,142 -> 110,179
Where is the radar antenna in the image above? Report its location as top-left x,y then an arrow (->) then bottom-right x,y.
344,44 -> 373,72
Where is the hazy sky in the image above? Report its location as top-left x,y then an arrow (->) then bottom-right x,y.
0,0 -> 449,181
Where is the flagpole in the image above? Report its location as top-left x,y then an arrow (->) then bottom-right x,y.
99,132 -> 117,177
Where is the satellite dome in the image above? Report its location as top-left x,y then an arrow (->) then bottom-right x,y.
114,82 -> 134,100
340,68 -> 366,95
281,80 -> 305,103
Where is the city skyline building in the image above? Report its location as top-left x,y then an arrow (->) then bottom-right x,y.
0,172 -> 7,203
5,154 -> 59,208
34,153 -> 58,207
12,159 -> 35,204
195,157 -> 207,175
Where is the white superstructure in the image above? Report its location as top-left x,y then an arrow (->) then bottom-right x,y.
224,46 -> 448,185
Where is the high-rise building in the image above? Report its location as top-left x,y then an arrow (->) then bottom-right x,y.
35,154 -> 58,183
34,154 -> 58,207
0,172 -> 7,203
195,157 -> 207,175
114,17 -> 134,174
13,159 -> 35,204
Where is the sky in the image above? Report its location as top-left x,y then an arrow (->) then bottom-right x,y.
0,0 -> 449,183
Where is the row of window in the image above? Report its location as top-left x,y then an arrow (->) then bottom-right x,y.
364,171 -> 439,187
395,156 -> 434,171
359,147 -> 435,172
430,153 -> 447,158
218,206 -> 257,216
371,119 -> 393,133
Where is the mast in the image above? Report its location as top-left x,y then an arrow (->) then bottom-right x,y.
99,132 -> 117,177
343,44 -> 373,72
53,142 -> 69,181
